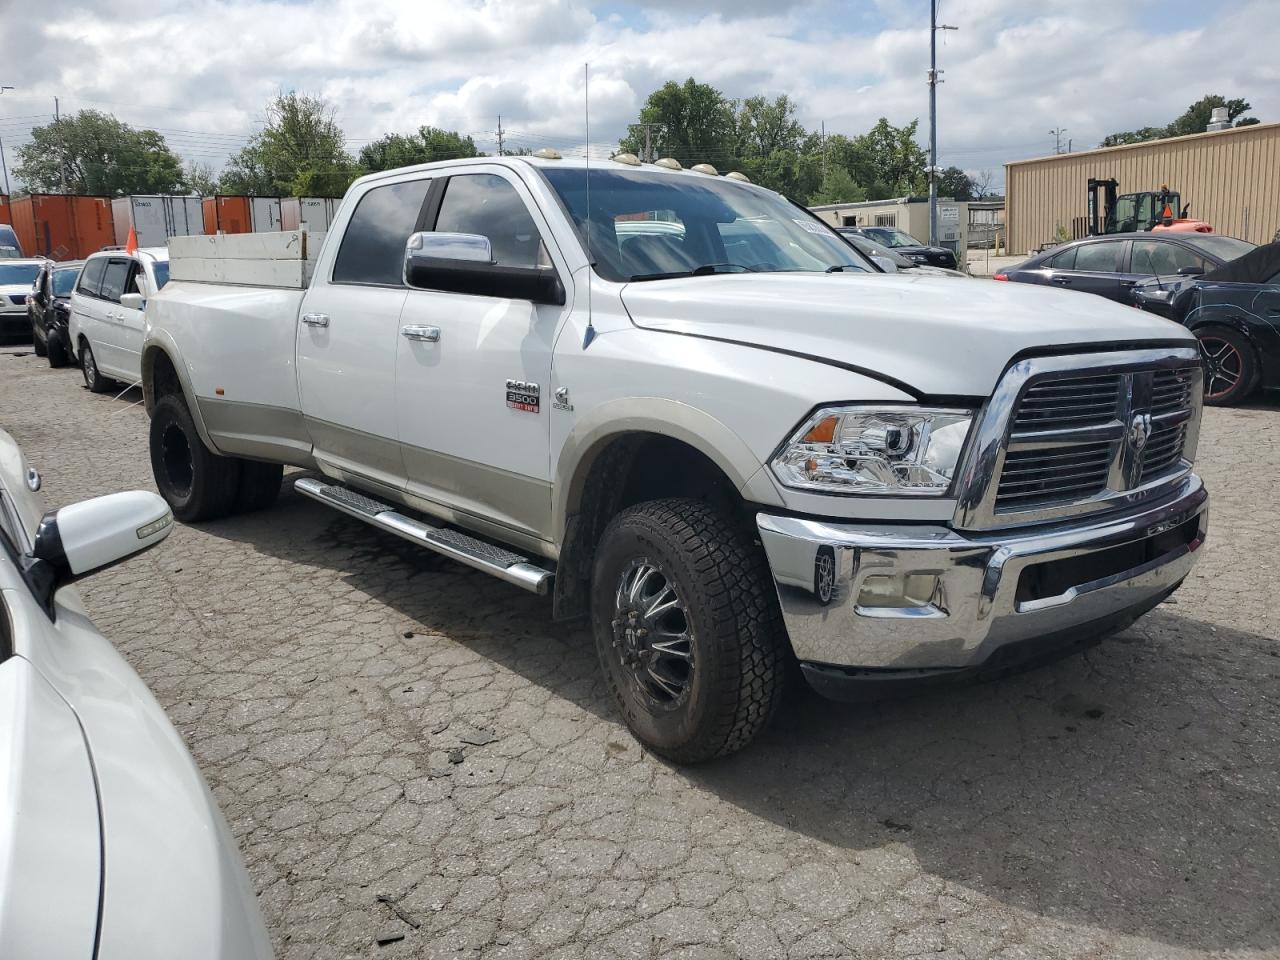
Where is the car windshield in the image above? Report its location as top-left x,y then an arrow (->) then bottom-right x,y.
53,266 -> 81,296
151,261 -> 170,289
1181,235 -> 1257,263
844,233 -> 912,268
540,167 -> 869,281
0,263 -> 41,285
865,227 -> 920,249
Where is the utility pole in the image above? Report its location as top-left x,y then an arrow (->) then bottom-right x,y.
55,96 -> 67,193
1050,127 -> 1068,154
0,86 -> 13,196
928,1 -> 958,246
496,115 -> 505,156
821,120 -> 827,183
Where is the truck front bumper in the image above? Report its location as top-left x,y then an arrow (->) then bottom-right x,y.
757,475 -> 1207,698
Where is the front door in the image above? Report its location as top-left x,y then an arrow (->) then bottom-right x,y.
1048,239 -> 1130,302
295,176 -> 433,494
394,169 -> 565,542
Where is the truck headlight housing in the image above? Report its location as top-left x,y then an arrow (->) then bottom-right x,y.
771,406 -> 972,496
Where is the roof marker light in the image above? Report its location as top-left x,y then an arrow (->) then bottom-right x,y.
691,163 -> 718,176
533,148 -> 562,160
725,171 -> 751,183
612,152 -> 641,166
653,157 -> 682,170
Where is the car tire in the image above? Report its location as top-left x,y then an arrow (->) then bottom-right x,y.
47,332 -> 70,368
1196,326 -> 1258,406
31,321 -> 47,357
234,460 -> 284,513
149,394 -> 242,522
590,497 -> 787,763
80,341 -> 112,393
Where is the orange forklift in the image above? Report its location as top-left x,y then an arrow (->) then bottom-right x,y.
1087,179 -> 1214,235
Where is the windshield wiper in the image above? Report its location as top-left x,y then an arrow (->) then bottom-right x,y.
628,263 -> 757,281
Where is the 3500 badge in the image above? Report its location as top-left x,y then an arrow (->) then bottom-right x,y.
505,379 -> 540,413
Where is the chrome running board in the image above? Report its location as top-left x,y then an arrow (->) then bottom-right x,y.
294,477 -> 553,595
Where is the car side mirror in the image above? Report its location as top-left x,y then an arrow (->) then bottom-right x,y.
30,491 -> 172,588
1176,265 -> 1203,277
403,232 -> 566,306
120,292 -> 145,310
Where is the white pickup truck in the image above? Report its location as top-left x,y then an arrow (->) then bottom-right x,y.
140,155 -> 1208,762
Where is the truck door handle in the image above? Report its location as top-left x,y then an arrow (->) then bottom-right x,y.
401,324 -> 441,342
301,312 -> 330,327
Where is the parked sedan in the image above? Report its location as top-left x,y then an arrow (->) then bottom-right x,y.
0,259 -> 46,341
841,225 -> 959,270
28,259 -> 84,367
997,232 -> 1255,304
1132,241 -> 1280,406
0,427 -> 273,959
836,229 -> 966,277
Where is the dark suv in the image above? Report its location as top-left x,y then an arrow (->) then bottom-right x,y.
29,260 -> 84,367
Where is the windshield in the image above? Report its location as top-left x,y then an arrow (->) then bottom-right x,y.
1181,235 -> 1257,263
864,227 -> 921,249
541,168 -> 869,281
53,266 -> 82,297
0,263 -> 41,285
843,233 -> 912,268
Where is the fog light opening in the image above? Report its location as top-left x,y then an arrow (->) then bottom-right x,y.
857,573 -> 941,610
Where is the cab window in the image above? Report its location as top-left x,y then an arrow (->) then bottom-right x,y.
332,178 -> 433,286
434,174 -> 548,269
99,259 -> 130,303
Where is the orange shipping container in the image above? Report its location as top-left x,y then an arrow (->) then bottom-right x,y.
10,194 -> 115,261
0,195 -> 10,226
202,195 -> 252,234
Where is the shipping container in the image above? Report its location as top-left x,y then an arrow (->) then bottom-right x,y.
10,194 -> 115,261
280,197 -> 339,232
0,195 -> 10,225
112,195 -> 204,247
202,195 -> 283,234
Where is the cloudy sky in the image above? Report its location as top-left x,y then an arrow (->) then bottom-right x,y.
1,0 -> 1276,190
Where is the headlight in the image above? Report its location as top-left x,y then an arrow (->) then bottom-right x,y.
771,406 -> 973,496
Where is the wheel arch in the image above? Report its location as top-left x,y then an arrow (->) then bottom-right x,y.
141,333 -> 219,453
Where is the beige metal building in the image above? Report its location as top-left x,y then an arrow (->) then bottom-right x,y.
1005,121 -> 1280,254
810,197 -> 969,254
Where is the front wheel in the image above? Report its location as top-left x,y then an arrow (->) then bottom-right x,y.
591,498 -> 787,763
1197,326 -> 1258,406
47,332 -> 70,368
80,341 -> 111,393
149,394 -> 242,522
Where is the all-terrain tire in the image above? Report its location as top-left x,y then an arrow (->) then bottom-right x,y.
1196,325 -> 1259,406
590,497 -> 787,763
80,341 -> 112,393
150,394 -> 242,522
234,460 -> 285,513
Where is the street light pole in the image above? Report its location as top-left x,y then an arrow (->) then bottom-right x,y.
0,86 -> 13,196
928,2 -> 957,246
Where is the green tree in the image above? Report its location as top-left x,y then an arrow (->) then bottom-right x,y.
619,79 -> 737,165
735,95 -> 806,158
184,161 -> 219,195
220,92 -> 356,197
14,110 -> 185,195
807,166 -> 865,205
848,118 -> 927,197
358,126 -> 481,172
1100,126 -> 1167,148
1101,94 -> 1257,146
936,165 -> 974,201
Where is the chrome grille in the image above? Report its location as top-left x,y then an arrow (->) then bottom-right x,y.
1011,373 -> 1122,432
973,354 -> 1202,525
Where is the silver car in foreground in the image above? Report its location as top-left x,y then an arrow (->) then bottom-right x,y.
0,427 -> 272,959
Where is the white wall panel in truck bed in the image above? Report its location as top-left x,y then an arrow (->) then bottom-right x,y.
166,231 -> 325,287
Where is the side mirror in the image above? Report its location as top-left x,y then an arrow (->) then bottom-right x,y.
31,491 -> 172,585
120,292 -> 145,311
403,232 -> 566,306
1176,265 -> 1204,276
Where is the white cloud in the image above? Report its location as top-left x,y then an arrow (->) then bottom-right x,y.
0,0 -> 1275,190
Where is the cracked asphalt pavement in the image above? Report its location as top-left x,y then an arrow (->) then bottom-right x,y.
2,344 -> 1277,959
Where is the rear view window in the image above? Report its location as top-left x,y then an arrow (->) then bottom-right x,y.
99,259 -> 130,302
77,258 -> 108,296
1048,247 -> 1076,269
332,179 -> 432,286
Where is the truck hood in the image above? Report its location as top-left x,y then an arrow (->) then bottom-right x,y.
620,272 -> 1192,397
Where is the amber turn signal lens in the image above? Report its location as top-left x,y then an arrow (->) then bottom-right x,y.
802,415 -> 839,444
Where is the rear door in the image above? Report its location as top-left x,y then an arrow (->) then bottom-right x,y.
1047,239 -> 1130,302
68,256 -> 108,362
92,258 -> 133,380
296,175 -> 434,494
110,260 -> 148,383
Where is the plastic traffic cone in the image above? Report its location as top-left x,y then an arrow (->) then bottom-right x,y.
125,225 -> 138,255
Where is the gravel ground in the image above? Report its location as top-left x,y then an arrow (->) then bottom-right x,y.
2,344 -> 1277,960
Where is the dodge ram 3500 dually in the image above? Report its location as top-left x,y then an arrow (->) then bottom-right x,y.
140,155 -> 1208,762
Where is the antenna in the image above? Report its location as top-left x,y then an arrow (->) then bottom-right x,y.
582,62 -> 596,349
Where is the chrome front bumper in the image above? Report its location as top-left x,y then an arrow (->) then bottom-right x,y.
757,475 -> 1207,674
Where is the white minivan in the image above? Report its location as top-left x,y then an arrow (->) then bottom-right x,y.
69,247 -> 170,392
